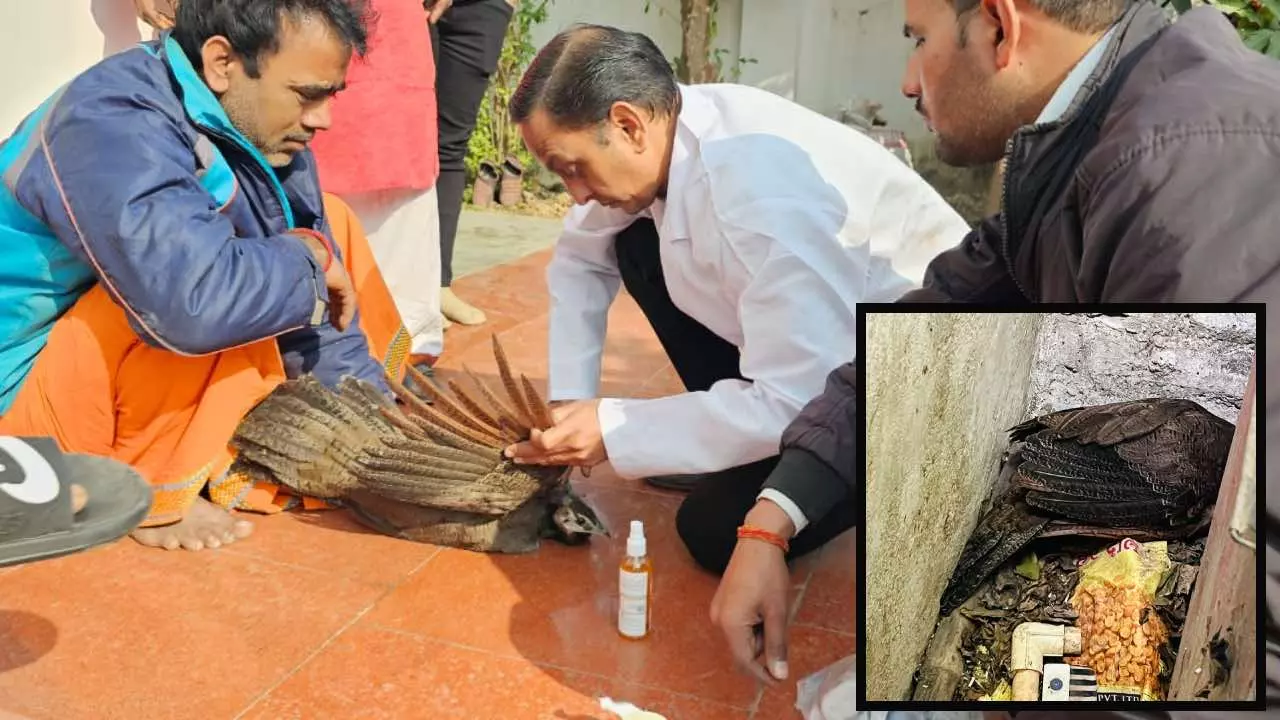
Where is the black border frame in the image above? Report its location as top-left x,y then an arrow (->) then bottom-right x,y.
854,302 -> 1266,712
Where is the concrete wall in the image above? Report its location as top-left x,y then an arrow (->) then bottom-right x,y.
0,1 -> 155,135
736,0 -> 922,133
864,312 -> 1044,700
1027,313 -> 1257,423
534,0 -> 925,136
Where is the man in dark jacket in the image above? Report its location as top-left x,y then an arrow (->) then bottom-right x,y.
715,0 -> 1280,700
898,0 -> 1280,303
895,0 -> 1278,708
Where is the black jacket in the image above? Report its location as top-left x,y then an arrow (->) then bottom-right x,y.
771,2 -> 1279,700
898,3 -> 1280,303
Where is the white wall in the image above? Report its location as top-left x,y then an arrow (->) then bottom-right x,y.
531,0 -> 693,60
0,1 -> 156,135
535,0 -> 925,136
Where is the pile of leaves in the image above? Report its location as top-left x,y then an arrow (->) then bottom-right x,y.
946,537 -> 1205,701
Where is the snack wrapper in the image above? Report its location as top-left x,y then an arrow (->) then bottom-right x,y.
1069,538 -> 1171,700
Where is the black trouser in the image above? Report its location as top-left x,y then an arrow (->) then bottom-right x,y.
431,0 -> 514,286
614,219 -> 858,575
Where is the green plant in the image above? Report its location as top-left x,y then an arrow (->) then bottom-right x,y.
463,0 -> 553,192
1168,0 -> 1280,57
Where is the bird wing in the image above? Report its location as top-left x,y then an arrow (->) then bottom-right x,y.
231,335 -> 566,516
940,489 -> 1051,615
1010,399 -> 1233,527
1011,398 -> 1205,446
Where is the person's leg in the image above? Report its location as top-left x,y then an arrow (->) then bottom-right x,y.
433,0 -> 515,323
613,217 -> 747,490
613,217 -> 742,392
211,192 -> 416,514
338,187 -> 444,362
0,285 -> 286,550
675,460 -> 857,574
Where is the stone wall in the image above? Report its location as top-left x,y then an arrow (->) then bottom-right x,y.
1027,313 -> 1256,423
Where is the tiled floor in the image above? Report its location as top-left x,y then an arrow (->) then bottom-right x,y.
0,249 -> 855,720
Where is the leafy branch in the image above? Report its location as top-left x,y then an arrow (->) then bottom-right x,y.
1168,0 -> 1280,57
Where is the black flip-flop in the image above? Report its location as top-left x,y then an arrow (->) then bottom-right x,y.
0,436 -> 151,568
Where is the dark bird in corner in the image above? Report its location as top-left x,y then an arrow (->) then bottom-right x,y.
940,398 -> 1234,615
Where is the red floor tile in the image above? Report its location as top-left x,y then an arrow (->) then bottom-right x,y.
0,245 -> 858,718
363,485 -> 764,708
222,509 -> 440,588
794,529 -> 855,636
239,623 -> 750,720
0,541 -> 385,720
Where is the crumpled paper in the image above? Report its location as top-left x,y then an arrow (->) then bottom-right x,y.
599,696 -> 667,720
796,654 -> 857,720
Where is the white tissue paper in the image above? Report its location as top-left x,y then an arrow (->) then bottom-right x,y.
796,653 -> 857,720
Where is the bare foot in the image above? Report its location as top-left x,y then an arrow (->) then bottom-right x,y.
130,497 -> 254,551
70,483 -> 87,514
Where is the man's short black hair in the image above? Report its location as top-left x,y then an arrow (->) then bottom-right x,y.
173,0 -> 375,77
509,24 -> 680,130
953,0 -> 1126,38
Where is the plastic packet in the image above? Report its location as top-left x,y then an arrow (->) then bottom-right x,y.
1069,538 -> 1171,700
796,653 -> 857,720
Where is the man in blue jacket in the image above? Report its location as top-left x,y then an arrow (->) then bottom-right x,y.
0,0 -> 402,552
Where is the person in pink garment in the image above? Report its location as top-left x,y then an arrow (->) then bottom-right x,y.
308,0 -> 446,365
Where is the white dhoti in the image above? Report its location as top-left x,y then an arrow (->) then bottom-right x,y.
339,186 -> 444,357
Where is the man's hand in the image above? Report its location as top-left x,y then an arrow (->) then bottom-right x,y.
292,230 -> 357,332
135,0 -> 177,29
504,399 -> 607,467
424,0 -> 454,24
323,261 -> 357,331
710,499 -> 796,684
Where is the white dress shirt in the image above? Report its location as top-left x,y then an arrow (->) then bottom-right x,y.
1036,24 -> 1119,124
546,84 -> 970,529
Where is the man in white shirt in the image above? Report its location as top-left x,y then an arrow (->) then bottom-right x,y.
502,24 -> 968,582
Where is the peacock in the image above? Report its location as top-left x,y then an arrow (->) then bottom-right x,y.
228,335 -> 609,553
939,398 -> 1234,615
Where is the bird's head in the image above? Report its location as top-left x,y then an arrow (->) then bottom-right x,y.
548,485 -> 610,544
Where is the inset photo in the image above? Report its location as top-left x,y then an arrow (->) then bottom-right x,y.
858,309 -> 1261,710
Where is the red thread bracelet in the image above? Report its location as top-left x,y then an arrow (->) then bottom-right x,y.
737,525 -> 790,553
293,228 -> 335,272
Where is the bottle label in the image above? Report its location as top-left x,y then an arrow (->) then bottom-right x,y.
618,569 -> 649,637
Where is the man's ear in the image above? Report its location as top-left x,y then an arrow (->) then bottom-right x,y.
981,0 -> 1023,70
200,35 -> 238,94
608,101 -> 648,152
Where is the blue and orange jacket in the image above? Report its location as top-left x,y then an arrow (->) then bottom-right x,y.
0,34 -> 388,413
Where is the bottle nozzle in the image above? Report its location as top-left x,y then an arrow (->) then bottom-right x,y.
626,519 -> 646,557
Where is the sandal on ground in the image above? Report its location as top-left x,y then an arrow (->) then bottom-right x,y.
0,436 -> 151,568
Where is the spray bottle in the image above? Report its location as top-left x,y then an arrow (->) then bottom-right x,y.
618,519 -> 652,640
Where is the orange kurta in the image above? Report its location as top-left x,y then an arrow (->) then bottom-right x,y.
0,193 -> 410,525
